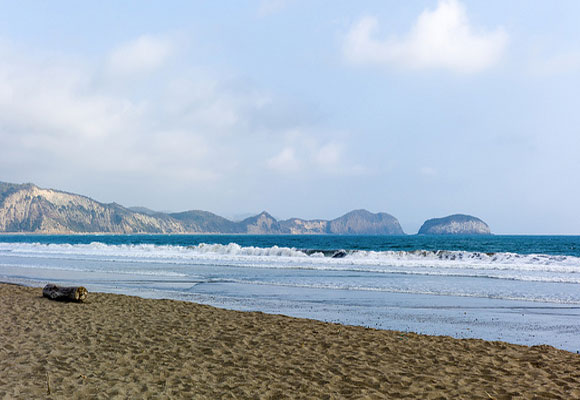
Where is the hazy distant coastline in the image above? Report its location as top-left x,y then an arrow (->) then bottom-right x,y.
0,181 -> 490,235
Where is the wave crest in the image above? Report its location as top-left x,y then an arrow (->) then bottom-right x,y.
1,241 -> 579,272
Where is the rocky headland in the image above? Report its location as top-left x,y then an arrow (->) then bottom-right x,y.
0,181 -> 405,235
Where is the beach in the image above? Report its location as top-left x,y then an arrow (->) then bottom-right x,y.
1,284 -> 579,399
2,237 -> 580,352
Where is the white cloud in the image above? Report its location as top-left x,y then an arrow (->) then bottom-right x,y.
108,34 -> 174,75
267,147 -> 300,172
266,133 -> 362,176
0,53 -> 141,141
343,0 -> 508,73
257,0 -> 292,17
0,37 -> 258,184
0,33 -> 366,211
315,142 -> 342,168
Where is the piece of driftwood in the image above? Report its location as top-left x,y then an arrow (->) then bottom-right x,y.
42,284 -> 88,302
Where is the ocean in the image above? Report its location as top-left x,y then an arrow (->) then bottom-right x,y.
1,234 -> 579,352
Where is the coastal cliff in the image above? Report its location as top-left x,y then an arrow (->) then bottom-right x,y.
0,181 -> 405,235
418,214 -> 491,235
328,209 -> 404,235
280,209 -> 404,235
0,182 -> 185,234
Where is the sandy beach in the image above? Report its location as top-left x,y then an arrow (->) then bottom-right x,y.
1,283 -> 579,399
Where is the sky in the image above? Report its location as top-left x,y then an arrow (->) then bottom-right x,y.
0,0 -> 579,234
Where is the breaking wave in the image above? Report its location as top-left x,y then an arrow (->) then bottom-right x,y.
1,241 -> 579,272
2,241 -> 580,306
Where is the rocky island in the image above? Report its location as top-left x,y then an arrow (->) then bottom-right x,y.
418,214 -> 491,235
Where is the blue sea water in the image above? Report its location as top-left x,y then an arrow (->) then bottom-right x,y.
1,234 -> 580,351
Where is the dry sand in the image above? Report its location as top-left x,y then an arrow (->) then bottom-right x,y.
1,284 -> 579,399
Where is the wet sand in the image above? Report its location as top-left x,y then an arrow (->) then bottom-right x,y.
1,283 -> 579,399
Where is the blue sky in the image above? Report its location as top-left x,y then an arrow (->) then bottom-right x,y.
1,0 -> 579,234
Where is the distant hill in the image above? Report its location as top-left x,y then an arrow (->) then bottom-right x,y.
0,181 -> 406,235
0,182 -> 184,233
169,210 -> 238,233
418,214 -> 491,235
280,209 -> 404,235
279,217 -> 328,234
128,206 -> 161,216
235,211 -> 282,234
328,209 -> 404,235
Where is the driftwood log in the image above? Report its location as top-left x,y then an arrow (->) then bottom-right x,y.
42,284 -> 88,302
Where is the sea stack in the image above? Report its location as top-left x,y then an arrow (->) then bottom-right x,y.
418,214 -> 491,235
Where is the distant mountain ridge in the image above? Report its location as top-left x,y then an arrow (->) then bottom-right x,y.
0,181 -> 405,235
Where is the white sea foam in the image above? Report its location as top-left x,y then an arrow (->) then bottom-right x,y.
0,262 -> 189,278
1,241 -> 578,272
222,278 -> 580,305
2,242 -> 580,306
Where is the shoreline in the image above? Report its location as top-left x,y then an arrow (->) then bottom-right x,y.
3,269 -> 580,353
2,232 -> 580,236
1,284 -> 579,398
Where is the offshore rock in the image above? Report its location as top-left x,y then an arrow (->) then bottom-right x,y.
418,214 -> 491,235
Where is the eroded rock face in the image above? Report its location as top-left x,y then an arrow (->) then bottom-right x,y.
278,210 -> 405,235
236,211 -> 281,234
279,218 -> 328,234
328,209 -> 405,235
237,210 -> 406,235
0,182 -> 185,233
0,181 -> 407,235
418,214 -> 491,235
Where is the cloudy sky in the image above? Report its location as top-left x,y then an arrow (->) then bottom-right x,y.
1,1 -> 579,234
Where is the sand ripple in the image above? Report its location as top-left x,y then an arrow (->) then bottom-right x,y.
1,284 -> 579,399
